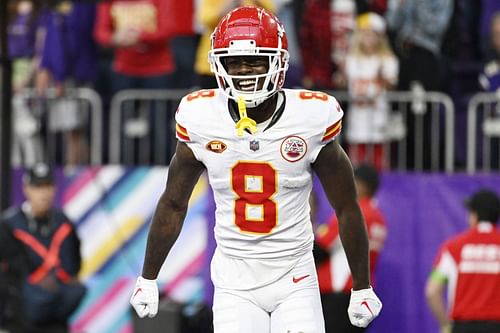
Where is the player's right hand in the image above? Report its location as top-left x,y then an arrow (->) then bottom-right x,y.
130,276 -> 159,318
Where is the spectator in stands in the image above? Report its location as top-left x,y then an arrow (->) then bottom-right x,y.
385,0 -> 453,92
8,0 -> 45,167
94,0 -> 176,94
8,0 -> 41,93
344,12 -> 398,170
300,0 -> 388,90
300,0 -> 356,90
385,0 -> 453,170
36,1 -> 97,167
169,0 -> 201,89
479,12 -> 500,93
479,1 -> 500,62
0,163 -> 86,333
194,0 -> 274,89
426,188 -> 500,333
94,0 -> 178,164
314,163 -> 387,333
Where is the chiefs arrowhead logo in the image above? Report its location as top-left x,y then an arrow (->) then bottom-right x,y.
206,140 -> 227,153
280,136 -> 307,162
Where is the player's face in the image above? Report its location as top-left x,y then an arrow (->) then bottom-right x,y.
224,56 -> 269,92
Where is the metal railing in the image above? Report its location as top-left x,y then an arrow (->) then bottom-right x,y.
328,90 -> 455,173
467,92 -> 500,174
109,89 -> 190,165
13,87 -> 103,165
109,88 -> 455,172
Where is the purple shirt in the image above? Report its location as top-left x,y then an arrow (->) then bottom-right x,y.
39,3 -> 97,83
8,13 -> 37,59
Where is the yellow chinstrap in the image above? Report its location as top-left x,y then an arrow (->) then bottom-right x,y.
235,96 -> 257,137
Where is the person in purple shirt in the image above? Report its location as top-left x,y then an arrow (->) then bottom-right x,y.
35,1 -> 97,167
8,0 -> 42,92
8,1 -> 46,168
38,2 -> 97,85
479,0 -> 500,61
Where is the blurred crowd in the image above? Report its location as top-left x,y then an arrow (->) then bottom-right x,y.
6,0 -> 500,169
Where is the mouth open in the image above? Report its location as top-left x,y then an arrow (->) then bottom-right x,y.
236,79 -> 257,92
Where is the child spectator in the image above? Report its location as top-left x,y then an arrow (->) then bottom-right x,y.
344,12 -> 398,170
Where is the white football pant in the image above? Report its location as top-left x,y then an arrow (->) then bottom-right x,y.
213,252 -> 325,333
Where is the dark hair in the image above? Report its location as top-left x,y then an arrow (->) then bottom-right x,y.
465,189 -> 500,224
354,164 -> 379,196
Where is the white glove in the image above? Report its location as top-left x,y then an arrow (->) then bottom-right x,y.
348,286 -> 382,328
130,276 -> 159,318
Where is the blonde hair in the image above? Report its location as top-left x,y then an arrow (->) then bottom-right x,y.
349,29 -> 395,58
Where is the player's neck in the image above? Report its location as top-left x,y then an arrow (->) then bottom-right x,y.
247,94 -> 279,124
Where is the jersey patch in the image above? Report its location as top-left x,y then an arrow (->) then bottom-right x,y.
206,140 -> 227,153
280,135 -> 307,162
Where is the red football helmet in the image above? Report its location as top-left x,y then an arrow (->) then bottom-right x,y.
209,6 -> 289,107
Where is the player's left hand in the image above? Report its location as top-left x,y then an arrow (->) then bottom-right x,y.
130,276 -> 159,318
348,286 -> 382,328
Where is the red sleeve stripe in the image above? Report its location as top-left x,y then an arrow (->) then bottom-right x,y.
176,123 -> 190,141
325,119 -> 341,134
322,120 -> 342,142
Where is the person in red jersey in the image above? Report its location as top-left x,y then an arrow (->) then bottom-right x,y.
94,0 -> 176,93
426,189 -> 500,333
315,163 -> 387,332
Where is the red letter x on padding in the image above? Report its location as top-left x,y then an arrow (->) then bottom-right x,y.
13,223 -> 73,283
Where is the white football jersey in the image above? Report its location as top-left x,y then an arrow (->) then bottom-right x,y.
175,88 -> 343,289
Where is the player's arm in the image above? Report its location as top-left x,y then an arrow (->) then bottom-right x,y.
425,271 -> 451,333
312,140 -> 369,290
313,140 -> 382,328
131,142 -> 204,318
142,142 -> 205,279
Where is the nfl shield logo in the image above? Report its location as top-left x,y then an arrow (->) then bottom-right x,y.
249,139 -> 259,151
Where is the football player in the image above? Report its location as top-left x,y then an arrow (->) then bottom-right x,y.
130,6 -> 382,332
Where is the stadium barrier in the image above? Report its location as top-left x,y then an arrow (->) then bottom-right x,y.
467,91 -> 500,174
13,87 -> 103,165
328,90 -> 455,173
109,89 -> 454,172
109,89 -> 190,165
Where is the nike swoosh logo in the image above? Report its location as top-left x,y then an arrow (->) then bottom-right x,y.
133,288 -> 143,298
292,274 -> 310,283
361,301 -> 373,315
